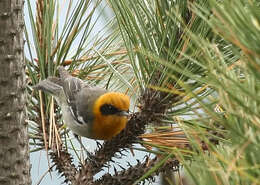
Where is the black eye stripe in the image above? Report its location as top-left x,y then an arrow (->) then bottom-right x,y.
100,104 -> 120,115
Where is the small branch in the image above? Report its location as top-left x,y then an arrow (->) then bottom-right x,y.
75,112 -> 147,184
50,148 -> 78,184
93,156 -> 179,185
35,164 -> 55,185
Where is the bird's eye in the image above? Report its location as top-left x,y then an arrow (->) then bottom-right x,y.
100,104 -> 119,115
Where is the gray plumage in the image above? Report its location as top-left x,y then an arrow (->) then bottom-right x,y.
33,66 -> 107,138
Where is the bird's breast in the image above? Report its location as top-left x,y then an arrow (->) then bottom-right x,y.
92,115 -> 128,140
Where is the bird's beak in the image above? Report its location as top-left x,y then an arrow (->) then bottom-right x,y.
117,110 -> 129,117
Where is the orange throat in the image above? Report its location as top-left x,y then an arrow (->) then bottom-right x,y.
92,115 -> 128,140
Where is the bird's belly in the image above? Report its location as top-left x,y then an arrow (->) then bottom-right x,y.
61,105 -> 92,138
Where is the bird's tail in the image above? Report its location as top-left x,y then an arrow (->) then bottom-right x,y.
33,77 -> 63,97
33,67 -> 80,104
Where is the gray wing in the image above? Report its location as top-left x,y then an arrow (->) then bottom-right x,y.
58,67 -> 88,124
63,77 -> 85,124
58,67 -> 107,125
58,66 -> 87,100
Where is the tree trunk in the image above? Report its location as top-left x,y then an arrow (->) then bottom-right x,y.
0,0 -> 31,185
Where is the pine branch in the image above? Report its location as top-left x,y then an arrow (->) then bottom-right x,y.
85,112 -> 146,174
50,148 -> 78,184
93,156 -> 179,185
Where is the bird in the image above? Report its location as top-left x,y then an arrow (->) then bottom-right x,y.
33,66 -> 130,144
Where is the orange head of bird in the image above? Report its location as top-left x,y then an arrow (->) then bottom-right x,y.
92,92 -> 130,140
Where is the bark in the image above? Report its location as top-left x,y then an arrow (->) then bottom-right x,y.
0,0 -> 31,185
